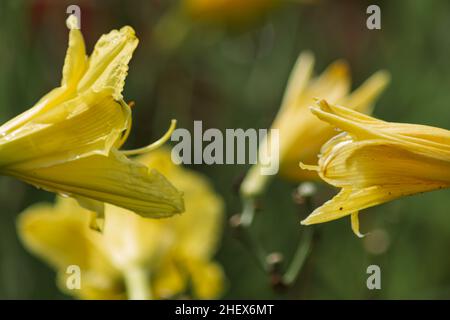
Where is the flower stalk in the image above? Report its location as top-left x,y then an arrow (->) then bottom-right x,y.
124,265 -> 152,300
234,182 -> 315,291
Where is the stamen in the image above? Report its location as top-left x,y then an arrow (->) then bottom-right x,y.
121,119 -> 177,156
317,99 -> 332,112
115,100 -> 133,149
299,162 -> 319,171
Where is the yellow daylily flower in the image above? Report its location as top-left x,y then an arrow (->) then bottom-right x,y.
241,51 -> 390,197
301,100 -> 450,236
17,148 -> 225,300
0,15 -> 183,218
183,0 -> 281,27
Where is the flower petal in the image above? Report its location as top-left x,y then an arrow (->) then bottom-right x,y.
62,15 -> 88,88
312,100 -> 450,159
186,260 -> 225,299
0,19 -> 87,135
8,149 -> 184,218
0,90 -> 130,168
137,149 -> 224,258
152,258 -> 186,299
341,70 -> 390,114
17,197 -> 123,299
302,181 -> 446,226
102,204 -> 173,269
319,140 -> 450,188
350,212 -> 365,238
307,59 -> 351,104
17,200 -> 94,269
279,51 -> 315,113
77,26 -> 139,100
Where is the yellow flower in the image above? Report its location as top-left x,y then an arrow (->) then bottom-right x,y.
17,148 -> 225,300
240,51 -> 390,197
301,100 -> 450,236
0,15 -> 183,218
183,0 -> 281,27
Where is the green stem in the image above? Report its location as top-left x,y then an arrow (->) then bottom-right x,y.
240,197 -> 256,227
282,228 -> 313,285
231,212 -> 269,273
240,227 -> 270,273
124,265 -> 152,300
282,185 -> 316,285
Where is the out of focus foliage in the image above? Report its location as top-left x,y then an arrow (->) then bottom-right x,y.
1,0 -> 450,299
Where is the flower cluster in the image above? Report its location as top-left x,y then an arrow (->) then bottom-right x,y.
10,5 -> 450,301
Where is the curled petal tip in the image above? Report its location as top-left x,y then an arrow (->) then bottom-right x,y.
351,213 -> 366,238
354,231 -> 366,238
66,14 -> 80,30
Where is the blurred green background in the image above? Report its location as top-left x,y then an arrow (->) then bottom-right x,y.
1,0 -> 450,299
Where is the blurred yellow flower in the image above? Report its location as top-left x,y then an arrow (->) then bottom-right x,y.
183,0 -> 281,27
0,15 -> 183,218
17,148 -> 225,299
241,51 -> 390,197
301,100 -> 450,236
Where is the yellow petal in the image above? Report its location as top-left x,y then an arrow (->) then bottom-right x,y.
307,59 -> 351,104
62,16 -> 88,88
137,148 -> 224,258
186,260 -> 225,299
102,204 -> 173,269
350,212 -> 365,238
152,258 -> 186,299
342,70 -> 390,114
17,201 -> 93,270
77,26 -> 139,100
17,197 -> 122,299
8,149 -> 184,218
279,51 -> 315,113
0,90 -> 130,168
319,140 -> 450,188
312,100 -> 450,160
0,18 -> 87,136
302,181 -> 446,226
